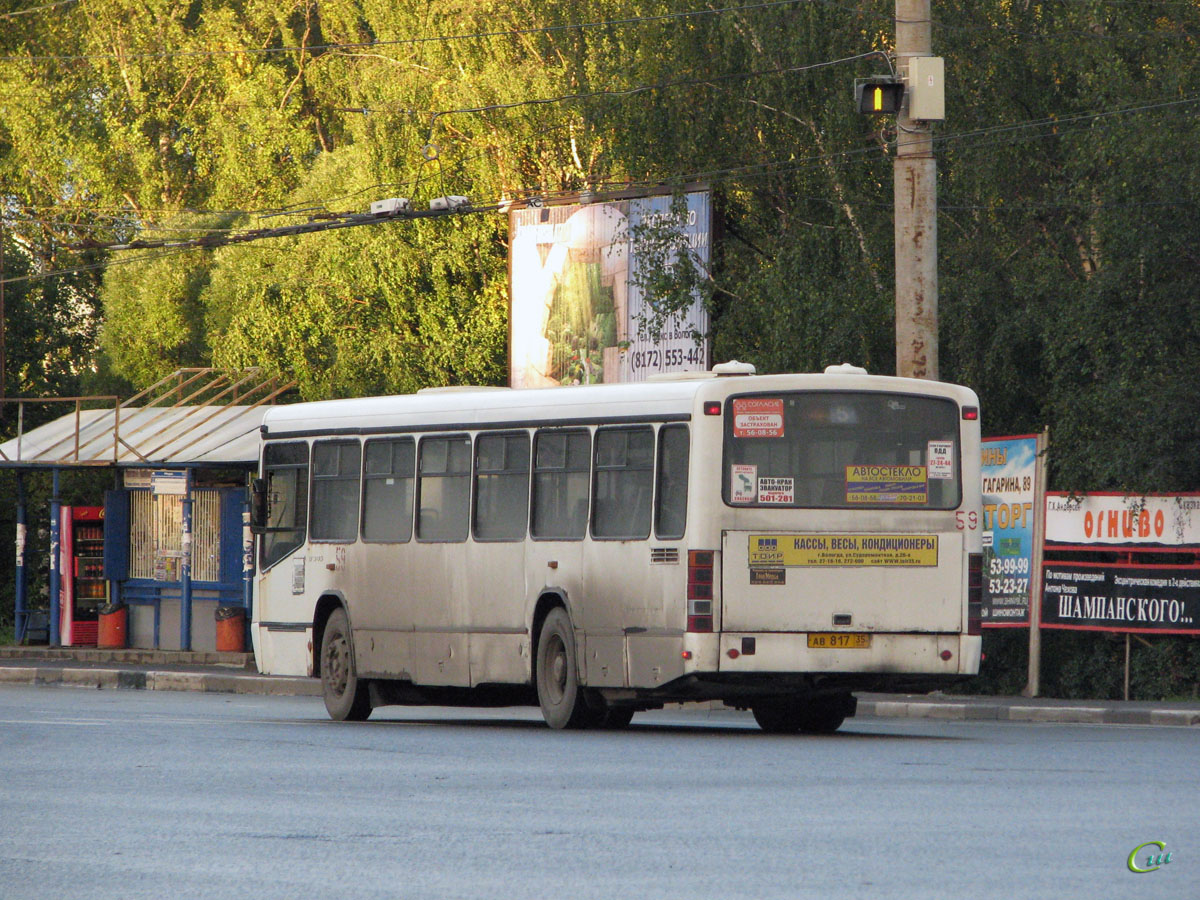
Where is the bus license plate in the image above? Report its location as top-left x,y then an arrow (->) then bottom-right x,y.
807,633 -> 871,649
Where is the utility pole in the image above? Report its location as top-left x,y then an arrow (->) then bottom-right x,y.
1,216 -> 6,412
894,0 -> 938,380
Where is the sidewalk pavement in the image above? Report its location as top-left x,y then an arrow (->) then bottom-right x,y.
2,646 -> 1198,726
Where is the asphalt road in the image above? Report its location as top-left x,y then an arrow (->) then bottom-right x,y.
0,686 -> 1194,900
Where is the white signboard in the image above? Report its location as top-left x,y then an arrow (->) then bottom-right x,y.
151,470 -> 188,496
1045,493 -> 1200,547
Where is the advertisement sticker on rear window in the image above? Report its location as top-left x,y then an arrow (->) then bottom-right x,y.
731,464 -> 757,503
927,441 -> 954,480
758,476 -> 794,504
732,398 -> 784,438
844,465 -> 928,504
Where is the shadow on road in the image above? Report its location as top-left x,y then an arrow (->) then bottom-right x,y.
293,714 -> 966,741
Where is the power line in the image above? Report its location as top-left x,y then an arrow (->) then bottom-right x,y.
421,52 -> 886,125
932,8 -> 1200,40
0,201 -> 501,285
0,0 -> 77,20
934,95 -> 1200,148
8,89 -> 1199,276
570,93 -> 1200,194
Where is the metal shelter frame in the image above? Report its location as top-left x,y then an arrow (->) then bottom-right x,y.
1,368 -> 296,650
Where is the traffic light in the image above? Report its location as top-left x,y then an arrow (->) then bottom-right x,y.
854,78 -> 904,115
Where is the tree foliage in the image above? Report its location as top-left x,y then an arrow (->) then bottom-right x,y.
2,0 -> 1200,693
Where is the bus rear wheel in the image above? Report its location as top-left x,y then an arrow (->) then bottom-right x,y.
536,608 -> 593,729
751,695 -> 850,735
599,707 -> 636,729
321,607 -> 372,722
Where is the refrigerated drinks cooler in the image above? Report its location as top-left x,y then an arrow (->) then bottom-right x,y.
59,506 -> 106,646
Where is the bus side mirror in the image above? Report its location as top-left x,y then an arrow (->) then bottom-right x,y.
250,477 -> 268,533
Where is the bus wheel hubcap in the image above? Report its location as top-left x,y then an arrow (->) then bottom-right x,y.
548,639 -> 567,701
326,636 -> 348,694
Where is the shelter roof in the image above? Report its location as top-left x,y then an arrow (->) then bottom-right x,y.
0,404 -> 269,468
0,368 -> 292,469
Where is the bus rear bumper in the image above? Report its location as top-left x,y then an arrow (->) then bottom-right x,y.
712,631 -> 981,678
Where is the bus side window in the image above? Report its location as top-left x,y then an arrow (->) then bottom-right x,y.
655,424 -> 689,540
473,432 -> 530,541
531,429 -> 590,540
260,441 -> 309,569
592,427 -> 654,540
362,438 -> 415,543
417,435 -> 471,542
311,440 -> 362,542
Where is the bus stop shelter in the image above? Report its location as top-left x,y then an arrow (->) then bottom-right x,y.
0,369 -> 291,651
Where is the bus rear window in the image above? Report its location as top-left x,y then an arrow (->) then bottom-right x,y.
722,391 -> 961,509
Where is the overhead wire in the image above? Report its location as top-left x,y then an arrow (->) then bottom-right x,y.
6,88 -> 1198,261
545,92 -> 1200,198
0,0 -> 77,20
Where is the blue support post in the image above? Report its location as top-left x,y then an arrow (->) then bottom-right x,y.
48,469 -> 61,647
14,473 -> 27,643
180,472 -> 193,651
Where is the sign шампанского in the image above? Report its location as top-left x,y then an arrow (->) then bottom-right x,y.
1042,564 -> 1200,633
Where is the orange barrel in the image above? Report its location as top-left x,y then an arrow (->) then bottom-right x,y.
215,606 -> 246,652
97,603 -> 127,649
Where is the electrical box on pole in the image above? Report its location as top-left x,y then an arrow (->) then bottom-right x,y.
907,56 -> 945,121
854,77 -> 904,115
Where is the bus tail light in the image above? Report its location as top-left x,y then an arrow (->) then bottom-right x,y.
687,550 -> 715,633
967,552 -> 983,635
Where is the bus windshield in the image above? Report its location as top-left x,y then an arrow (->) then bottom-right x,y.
723,390 -> 961,510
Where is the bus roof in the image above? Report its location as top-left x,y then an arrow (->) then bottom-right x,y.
260,370 -> 977,438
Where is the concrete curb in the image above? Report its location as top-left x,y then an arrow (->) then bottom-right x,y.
856,698 -> 1200,727
1,665 -> 1196,724
0,664 -> 320,697
0,647 -> 255,667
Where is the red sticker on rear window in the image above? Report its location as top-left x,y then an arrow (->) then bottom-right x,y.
732,398 -> 784,438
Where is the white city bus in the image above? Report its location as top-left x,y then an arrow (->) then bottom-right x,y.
251,362 -> 983,732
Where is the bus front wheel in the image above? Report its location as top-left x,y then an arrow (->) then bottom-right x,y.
320,607 -> 372,722
536,608 -> 593,729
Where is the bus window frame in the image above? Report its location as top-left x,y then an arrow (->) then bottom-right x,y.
309,439 -> 363,544
530,427 -> 592,542
259,440 -> 310,571
360,436 -> 416,545
654,423 -> 690,541
721,389 -> 963,511
416,433 -> 473,543
471,430 -> 532,544
590,425 -> 655,541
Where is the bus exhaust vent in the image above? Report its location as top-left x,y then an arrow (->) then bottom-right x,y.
650,547 -> 680,565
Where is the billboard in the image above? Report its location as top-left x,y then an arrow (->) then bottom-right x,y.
980,436 -> 1039,626
1040,491 -> 1200,634
508,190 -> 710,388
1041,564 -> 1200,634
1045,492 -> 1200,547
